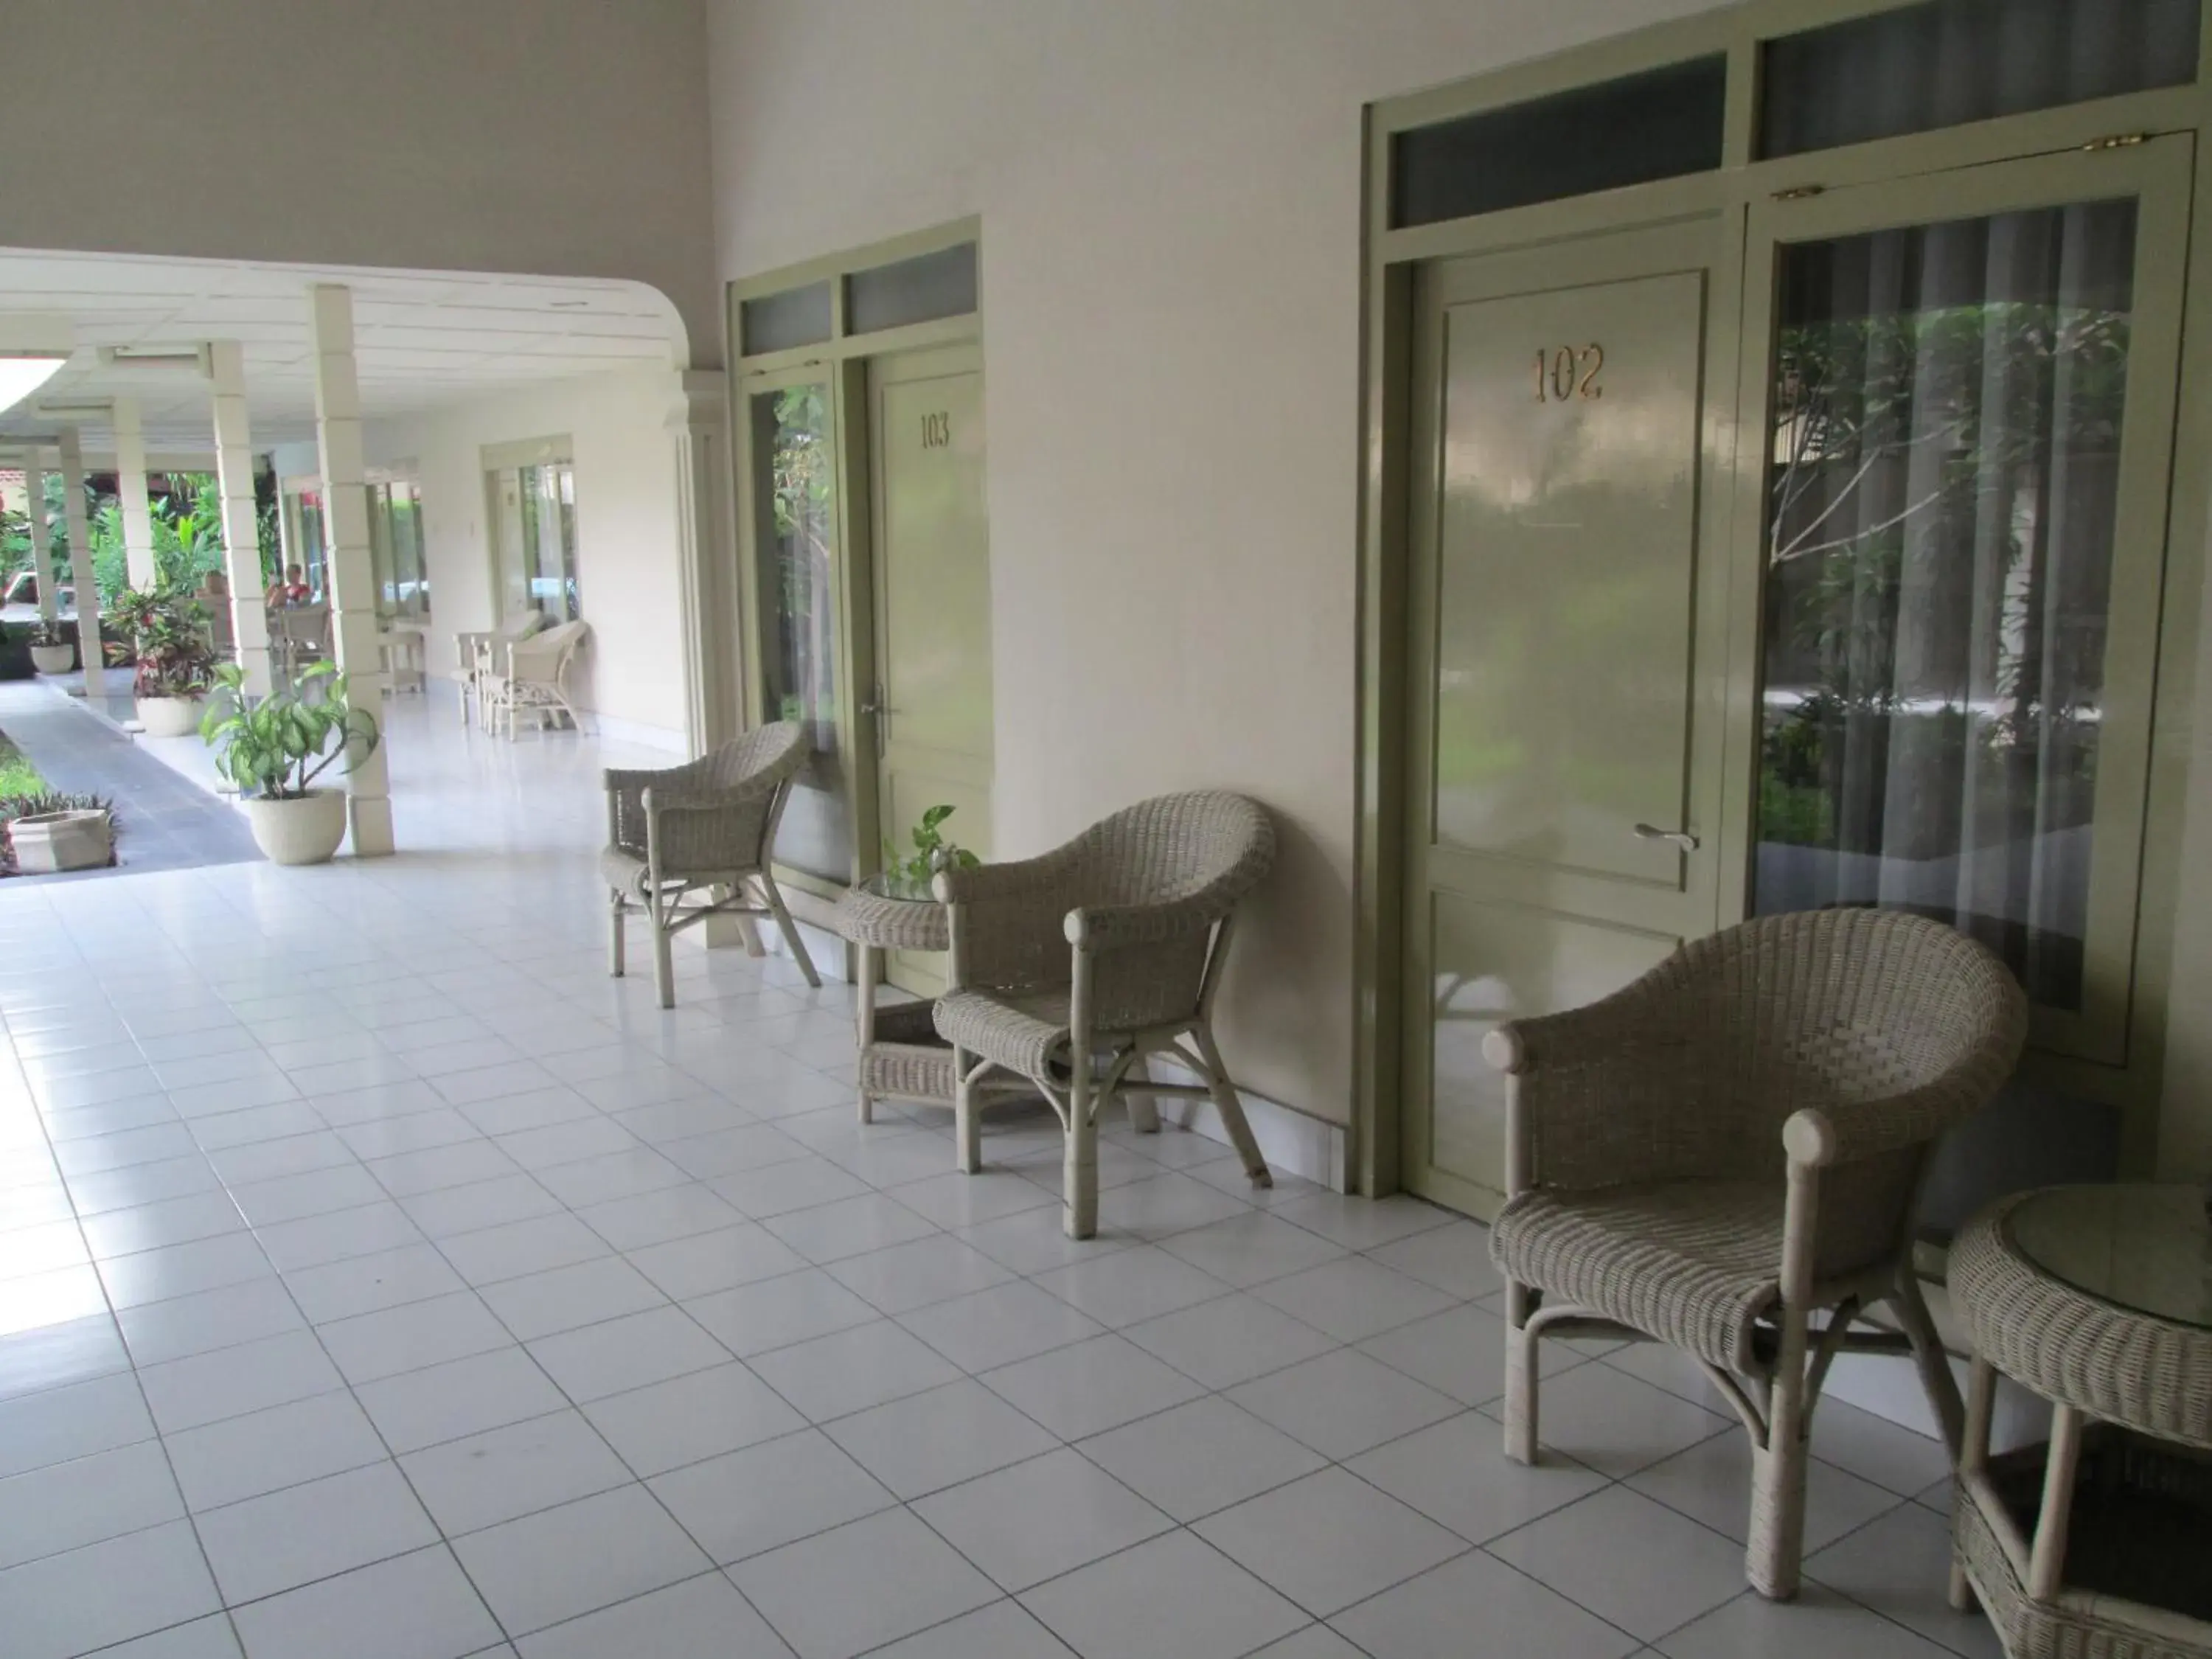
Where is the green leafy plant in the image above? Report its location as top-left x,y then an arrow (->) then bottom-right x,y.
880,803 -> 979,898
103,584 -> 216,698
200,661 -> 380,800
27,618 -> 72,650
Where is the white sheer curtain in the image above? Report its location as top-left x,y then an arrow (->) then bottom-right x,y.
1754,201 -> 2135,1010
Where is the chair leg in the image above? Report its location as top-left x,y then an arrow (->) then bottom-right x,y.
649,891 -> 676,1009
1747,1303 -> 1812,1600
608,889 -> 625,978
1190,1024 -> 1270,1187
953,1051 -> 981,1175
1502,1281 -> 1540,1464
759,874 -> 821,988
1747,1410 -> 1809,1600
1124,1057 -> 1161,1135
1064,1066 -> 1098,1240
1893,1270 -> 1965,1458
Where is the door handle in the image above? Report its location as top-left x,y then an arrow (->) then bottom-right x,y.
1633,823 -> 1700,852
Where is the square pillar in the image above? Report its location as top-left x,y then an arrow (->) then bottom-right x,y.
113,397 -> 159,591
668,370 -> 737,758
56,428 -> 103,703
310,284 -> 394,857
20,459 -> 59,625
209,342 -> 272,695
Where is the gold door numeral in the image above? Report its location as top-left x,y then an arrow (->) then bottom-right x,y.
1532,344 -> 1604,403
920,411 -> 953,450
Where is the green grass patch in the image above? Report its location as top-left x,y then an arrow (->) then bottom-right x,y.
0,732 -> 46,799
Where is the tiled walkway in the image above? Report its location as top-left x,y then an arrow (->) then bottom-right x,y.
0,698 -> 1997,1659
0,681 -> 260,878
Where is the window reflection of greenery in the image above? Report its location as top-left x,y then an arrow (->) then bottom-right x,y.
1758,218 -> 2131,1007
768,386 -> 836,737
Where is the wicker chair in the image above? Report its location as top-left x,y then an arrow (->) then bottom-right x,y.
451,613 -> 547,728
602,722 -> 820,1008
485,619 -> 588,739
1484,908 -> 2028,1600
931,791 -> 1276,1239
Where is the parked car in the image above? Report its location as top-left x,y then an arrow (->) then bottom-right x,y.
1,570 -> 75,622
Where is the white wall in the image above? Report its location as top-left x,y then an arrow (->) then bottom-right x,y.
706,0 -> 1709,1128
1,0 -> 719,366
355,369 -> 693,750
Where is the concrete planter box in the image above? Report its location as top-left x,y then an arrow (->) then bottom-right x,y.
136,695 -> 206,738
10,810 -> 113,874
243,789 -> 347,866
29,643 -> 76,675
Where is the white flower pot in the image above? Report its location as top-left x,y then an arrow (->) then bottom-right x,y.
29,643 -> 75,675
243,789 -> 349,866
10,810 -> 112,874
135,695 -> 206,738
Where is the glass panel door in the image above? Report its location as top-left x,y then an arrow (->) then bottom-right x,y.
1746,138 -> 2190,1062
750,379 -> 852,883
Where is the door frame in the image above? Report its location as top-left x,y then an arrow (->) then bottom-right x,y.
727,220 -> 984,919
1397,216 -> 1742,1220
1354,1 -> 2212,1196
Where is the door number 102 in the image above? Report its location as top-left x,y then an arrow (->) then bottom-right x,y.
1533,344 -> 1604,402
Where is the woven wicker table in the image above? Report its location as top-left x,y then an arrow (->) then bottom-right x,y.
1949,1185 -> 2212,1659
832,880 -> 1026,1130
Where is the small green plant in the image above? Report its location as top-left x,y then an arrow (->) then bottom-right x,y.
27,618 -> 71,650
104,584 -> 216,699
200,661 -> 380,800
881,803 -> 979,898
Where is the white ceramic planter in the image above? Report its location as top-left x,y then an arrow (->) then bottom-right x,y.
135,695 -> 206,738
28,643 -> 75,675
243,789 -> 348,866
10,810 -> 113,874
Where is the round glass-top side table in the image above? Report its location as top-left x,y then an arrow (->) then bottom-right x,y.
1948,1186 -> 2212,1659
2005,1183 -> 2212,1331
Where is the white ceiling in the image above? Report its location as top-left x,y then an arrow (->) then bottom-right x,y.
0,249 -> 686,455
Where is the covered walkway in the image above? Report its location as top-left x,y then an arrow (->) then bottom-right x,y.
0,698 -> 1968,1659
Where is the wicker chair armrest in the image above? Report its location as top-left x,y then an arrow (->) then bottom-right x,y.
930,847 -> 1077,907
1783,1075 -> 1994,1170
1065,896 -> 1220,950
1483,998 -> 1718,1192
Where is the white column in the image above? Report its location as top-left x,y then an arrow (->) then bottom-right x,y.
57,428 -> 102,702
21,458 -> 58,625
310,284 -> 394,856
668,370 -> 737,758
209,342 -> 272,695
112,397 -> 159,591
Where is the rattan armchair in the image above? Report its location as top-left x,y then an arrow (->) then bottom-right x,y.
932,791 -> 1276,1239
484,619 -> 588,739
1484,908 -> 2027,1600
602,721 -> 820,1008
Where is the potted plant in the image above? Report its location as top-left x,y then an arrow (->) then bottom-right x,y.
105,585 -> 216,736
26,619 -> 75,676
200,661 -> 380,865
875,803 -> 980,900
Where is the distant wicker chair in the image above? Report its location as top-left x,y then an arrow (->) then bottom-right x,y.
484,619 -> 588,739
602,721 -> 819,1008
451,613 -> 547,728
1484,908 -> 2028,1600
932,791 -> 1276,1239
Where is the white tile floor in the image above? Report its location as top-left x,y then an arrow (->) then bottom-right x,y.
0,696 -> 2002,1658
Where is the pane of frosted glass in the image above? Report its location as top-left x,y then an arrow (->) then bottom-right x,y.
740,282 -> 833,355
1761,0 -> 2199,159
846,243 -> 978,335
1753,199 -> 2139,1010
752,385 -> 849,881
1391,55 -> 1726,229
517,463 -> 580,622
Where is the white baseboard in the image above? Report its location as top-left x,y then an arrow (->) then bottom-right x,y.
591,712 -> 687,754
1823,1351 -> 2049,1454
1138,1057 -> 1349,1192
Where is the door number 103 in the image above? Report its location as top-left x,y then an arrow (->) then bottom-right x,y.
919,411 -> 953,449
1533,344 -> 1604,402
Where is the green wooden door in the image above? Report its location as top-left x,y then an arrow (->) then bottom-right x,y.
1400,219 -> 1739,1220
869,344 -> 993,994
